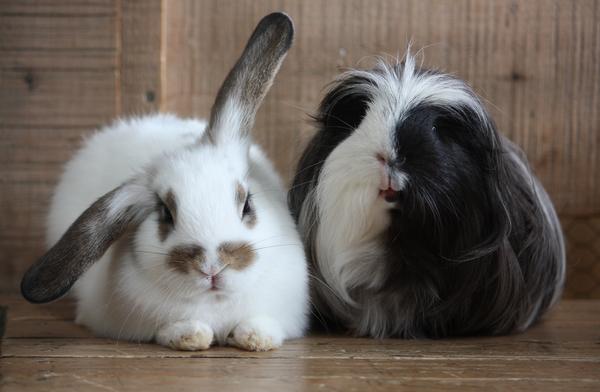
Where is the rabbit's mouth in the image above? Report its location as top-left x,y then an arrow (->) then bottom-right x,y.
210,276 -> 219,290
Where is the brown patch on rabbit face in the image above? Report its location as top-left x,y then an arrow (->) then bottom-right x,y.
218,242 -> 256,270
168,245 -> 205,274
158,190 -> 177,242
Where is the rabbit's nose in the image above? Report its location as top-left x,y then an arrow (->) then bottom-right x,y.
199,264 -> 219,276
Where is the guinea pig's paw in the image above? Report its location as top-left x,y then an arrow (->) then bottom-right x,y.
156,320 -> 214,351
229,317 -> 284,352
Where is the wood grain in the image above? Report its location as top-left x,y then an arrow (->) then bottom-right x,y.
118,0 -> 162,115
1,295 -> 599,391
0,0 -> 599,297
2,357 -> 599,392
0,0 -> 119,292
0,0 -> 115,16
0,10 -> 115,51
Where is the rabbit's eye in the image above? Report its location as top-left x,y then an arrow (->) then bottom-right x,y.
160,203 -> 174,225
242,194 -> 253,218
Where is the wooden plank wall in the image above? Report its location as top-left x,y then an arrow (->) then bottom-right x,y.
1,0 -> 599,298
0,0 -> 161,291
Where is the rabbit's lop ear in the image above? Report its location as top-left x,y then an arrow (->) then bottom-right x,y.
21,180 -> 154,303
204,12 -> 294,145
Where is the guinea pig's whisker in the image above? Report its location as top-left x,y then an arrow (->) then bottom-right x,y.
307,297 -> 327,327
288,159 -> 328,179
308,272 -> 346,304
317,111 -> 357,132
280,100 -> 313,115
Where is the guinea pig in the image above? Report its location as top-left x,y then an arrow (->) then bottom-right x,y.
289,53 -> 565,338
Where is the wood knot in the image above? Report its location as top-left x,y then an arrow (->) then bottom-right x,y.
23,70 -> 36,92
511,71 -> 525,82
145,90 -> 156,103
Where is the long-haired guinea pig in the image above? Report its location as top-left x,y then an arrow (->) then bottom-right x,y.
289,53 -> 565,338
21,13 -> 308,352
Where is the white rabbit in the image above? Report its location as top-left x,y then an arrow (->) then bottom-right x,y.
21,12 -> 308,352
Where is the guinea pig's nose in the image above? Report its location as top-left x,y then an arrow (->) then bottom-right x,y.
376,153 -> 405,169
377,153 -> 408,195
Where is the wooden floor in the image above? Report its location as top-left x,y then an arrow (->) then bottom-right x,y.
1,295 -> 599,391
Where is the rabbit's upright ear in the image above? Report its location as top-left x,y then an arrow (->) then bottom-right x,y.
203,12 -> 294,146
21,179 -> 154,304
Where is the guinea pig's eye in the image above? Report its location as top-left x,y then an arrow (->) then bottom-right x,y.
242,193 -> 253,219
431,125 -> 437,132
159,202 -> 173,225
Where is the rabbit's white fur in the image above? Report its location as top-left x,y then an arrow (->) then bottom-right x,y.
47,114 -> 308,350
21,12 -> 307,351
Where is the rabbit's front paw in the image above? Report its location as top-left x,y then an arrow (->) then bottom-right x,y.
156,320 -> 214,351
230,317 -> 284,351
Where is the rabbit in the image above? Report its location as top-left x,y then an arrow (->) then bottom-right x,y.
288,52 -> 566,339
21,12 -> 309,352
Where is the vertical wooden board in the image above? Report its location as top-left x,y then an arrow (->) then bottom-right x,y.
0,0 -> 119,292
118,0 -> 162,115
562,215 -> 600,298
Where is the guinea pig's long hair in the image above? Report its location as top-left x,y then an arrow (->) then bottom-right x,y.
289,52 -> 566,338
